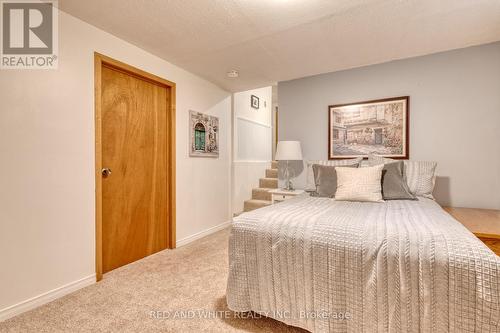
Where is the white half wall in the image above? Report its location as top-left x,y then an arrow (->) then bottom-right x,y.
278,42 -> 500,209
0,9 -> 232,317
232,87 -> 272,214
236,117 -> 272,161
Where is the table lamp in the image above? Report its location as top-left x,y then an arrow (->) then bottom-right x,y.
275,141 -> 303,191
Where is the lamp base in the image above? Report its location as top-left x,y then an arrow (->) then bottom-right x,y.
283,160 -> 295,191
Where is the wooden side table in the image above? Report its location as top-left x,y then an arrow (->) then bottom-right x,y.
444,207 -> 500,256
269,189 -> 305,204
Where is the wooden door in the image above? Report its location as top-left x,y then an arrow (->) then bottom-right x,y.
100,64 -> 168,273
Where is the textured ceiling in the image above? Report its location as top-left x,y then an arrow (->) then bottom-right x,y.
59,0 -> 500,92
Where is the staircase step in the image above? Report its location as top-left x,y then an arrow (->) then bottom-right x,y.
271,161 -> 278,169
259,177 -> 278,189
244,199 -> 272,212
252,187 -> 273,201
265,168 -> 278,178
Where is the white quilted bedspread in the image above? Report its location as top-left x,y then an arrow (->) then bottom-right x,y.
226,196 -> 500,332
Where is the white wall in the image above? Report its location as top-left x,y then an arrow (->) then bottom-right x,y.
278,42 -> 500,209
0,9 -> 232,316
232,87 -> 272,214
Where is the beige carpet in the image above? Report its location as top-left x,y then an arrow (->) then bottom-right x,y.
0,228 -> 306,333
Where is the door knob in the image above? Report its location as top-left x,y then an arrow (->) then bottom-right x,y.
102,168 -> 112,177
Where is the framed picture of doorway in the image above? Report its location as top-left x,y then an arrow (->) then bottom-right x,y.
189,110 -> 219,157
328,96 -> 409,159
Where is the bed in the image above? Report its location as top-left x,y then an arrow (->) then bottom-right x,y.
226,196 -> 500,332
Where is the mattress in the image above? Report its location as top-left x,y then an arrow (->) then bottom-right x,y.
226,196 -> 500,332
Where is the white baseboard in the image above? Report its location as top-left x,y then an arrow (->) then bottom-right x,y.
0,223 -> 231,322
176,220 -> 231,247
0,274 -> 96,322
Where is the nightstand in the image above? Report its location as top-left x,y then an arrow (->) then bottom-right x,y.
444,207 -> 500,256
269,189 -> 305,204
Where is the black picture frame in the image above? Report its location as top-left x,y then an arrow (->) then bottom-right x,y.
251,95 -> 259,109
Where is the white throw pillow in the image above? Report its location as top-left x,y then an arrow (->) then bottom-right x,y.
404,161 -> 437,199
335,165 -> 384,202
367,154 -> 437,199
305,158 -> 363,191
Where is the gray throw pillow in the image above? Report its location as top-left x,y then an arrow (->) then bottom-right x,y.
306,158 -> 363,191
382,161 -> 416,200
312,164 -> 358,198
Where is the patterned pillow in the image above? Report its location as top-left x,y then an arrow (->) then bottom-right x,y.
367,154 -> 437,199
305,158 -> 362,191
404,161 -> 437,199
367,154 -> 395,166
335,165 -> 384,202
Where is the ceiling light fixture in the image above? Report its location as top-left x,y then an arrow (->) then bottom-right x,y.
226,70 -> 239,78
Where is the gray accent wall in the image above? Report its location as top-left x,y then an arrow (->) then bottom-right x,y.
278,42 -> 500,209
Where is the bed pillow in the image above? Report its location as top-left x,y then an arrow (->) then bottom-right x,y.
305,158 -> 362,191
312,164 -> 357,198
368,154 -> 395,166
368,154 -> 437,199
335,165 -> 384,202
404,161 -> 437,199
381,161 -> 416,200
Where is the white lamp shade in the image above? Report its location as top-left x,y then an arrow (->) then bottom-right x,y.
275,141 -> 303,161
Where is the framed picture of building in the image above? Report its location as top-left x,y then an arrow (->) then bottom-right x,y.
190,111 -> 219,157
328,96 -> 409,159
